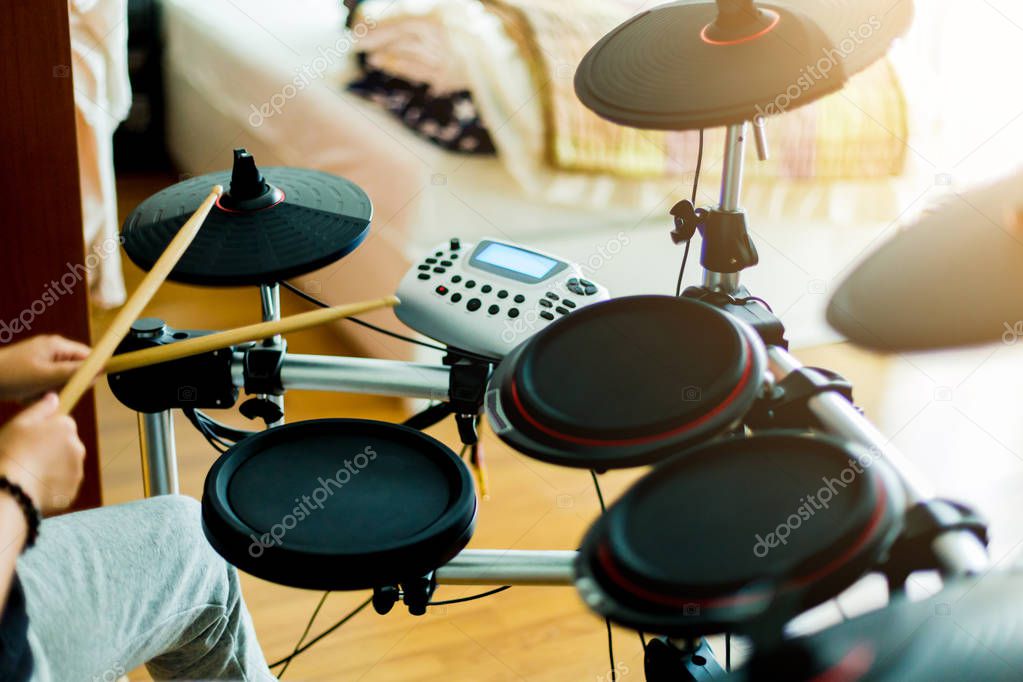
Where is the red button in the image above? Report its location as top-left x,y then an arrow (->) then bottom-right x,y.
435,286 -> 448,295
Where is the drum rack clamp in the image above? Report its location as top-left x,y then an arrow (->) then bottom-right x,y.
746,366 -> 855,431
371,573 -> 437,617
238,340 -> 287,427
108,318 -> 239,414
403,352 -> 492,447
881,500 -> 990,589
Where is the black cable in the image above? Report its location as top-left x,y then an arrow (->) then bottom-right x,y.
276,591 -> 331,678
733,295 -> 774,312
726,632 -> 731,672
428,585 -> 511,606
691,129 -> 704,205
281,280 -> 491,362
590,471 -> 619,681
281,279 -> 447,352
606,617 -> 617,682
675,128 -> 704,297
674,241 -> 692,298
402,402 -> 453,430
197,419 -> 228,452
268,595 -> 373,668
590,470 -> 607,512
183,409 -> 229,453
194,409 -> 255,443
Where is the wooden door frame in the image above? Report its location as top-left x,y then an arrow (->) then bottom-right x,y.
0,1 -> 103,509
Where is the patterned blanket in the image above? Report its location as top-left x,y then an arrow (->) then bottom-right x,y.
484,0 -> 908,180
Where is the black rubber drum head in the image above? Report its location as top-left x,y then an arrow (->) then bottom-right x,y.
576,433 -> 904,637
486,296 -> 766,468
122,149 -> 372,286
202,419 -> 476,591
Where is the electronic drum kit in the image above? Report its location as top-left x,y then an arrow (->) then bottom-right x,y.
81,1 -> 1023,679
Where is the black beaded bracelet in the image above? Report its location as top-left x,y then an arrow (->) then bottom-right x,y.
0,477 -> 40,550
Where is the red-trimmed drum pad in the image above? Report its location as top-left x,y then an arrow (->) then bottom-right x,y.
486,296 -> 766,468
575,433 -> 904,637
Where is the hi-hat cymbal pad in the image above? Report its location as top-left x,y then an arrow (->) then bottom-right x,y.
575,0 -> 913,130
122,149 -> 372,286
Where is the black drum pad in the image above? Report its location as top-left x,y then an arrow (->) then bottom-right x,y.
576,433 -> 903,636
202,419 -> 476,590
486,296 -> 766,468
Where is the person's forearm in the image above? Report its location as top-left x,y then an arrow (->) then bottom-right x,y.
0,495 -> 27,613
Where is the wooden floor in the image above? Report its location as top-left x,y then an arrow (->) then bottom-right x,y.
97,174 -> 896,680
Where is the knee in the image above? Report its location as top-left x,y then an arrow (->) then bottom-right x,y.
147,495 -> 220,564
149,493 -> 202,528
148,495 -> 242,595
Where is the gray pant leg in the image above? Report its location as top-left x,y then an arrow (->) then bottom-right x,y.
17,495 -> 274,682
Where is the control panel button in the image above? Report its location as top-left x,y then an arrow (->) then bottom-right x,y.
397,239 -> 611,360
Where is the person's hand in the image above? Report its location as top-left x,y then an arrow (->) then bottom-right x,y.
0,335 -> 91,403
0,393 -> 85,513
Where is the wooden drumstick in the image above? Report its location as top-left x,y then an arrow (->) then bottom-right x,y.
58,185 -> 223,414
103,296 -> 400,374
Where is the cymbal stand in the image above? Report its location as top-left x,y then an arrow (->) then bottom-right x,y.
674,119 -> 785,345
257,283 -> 286,427
674,120 -> 767,295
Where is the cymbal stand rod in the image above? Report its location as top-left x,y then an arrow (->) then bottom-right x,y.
259,283 -> 285,427
702,122 -> 749,293
719,122 -> 747,212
